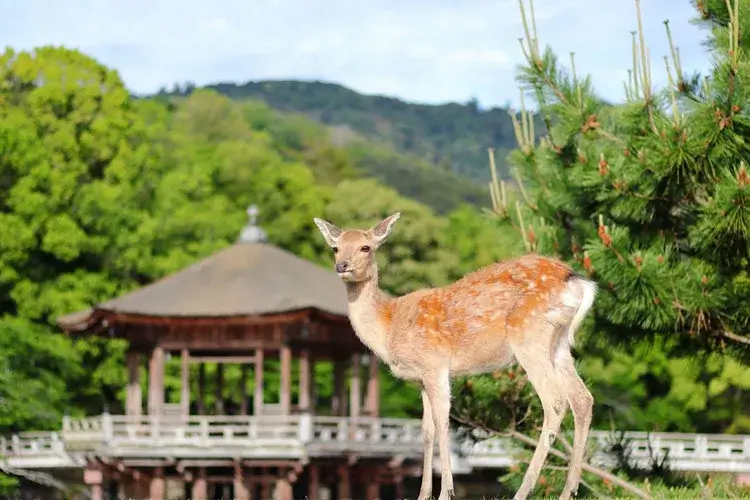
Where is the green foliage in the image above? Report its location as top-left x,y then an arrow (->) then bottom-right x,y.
0,317 -> 81,432
340,141 -> 490,214
581,336 -> 750,433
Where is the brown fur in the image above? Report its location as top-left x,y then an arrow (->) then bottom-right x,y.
314,213 -> 597,500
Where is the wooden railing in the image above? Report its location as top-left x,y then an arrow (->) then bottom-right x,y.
2,416 -> 749,474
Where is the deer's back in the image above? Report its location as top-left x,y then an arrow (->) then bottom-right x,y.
385,254 -> 577,373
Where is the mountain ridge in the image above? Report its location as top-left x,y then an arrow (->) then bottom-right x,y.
157,79 -> 545,184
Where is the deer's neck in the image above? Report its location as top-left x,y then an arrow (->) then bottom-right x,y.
345,270 -> 393,361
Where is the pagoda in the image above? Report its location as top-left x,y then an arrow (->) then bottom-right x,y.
57,206 -> 423,500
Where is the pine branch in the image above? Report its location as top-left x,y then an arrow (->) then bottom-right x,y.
723,0 -> 740,118
450,414 -> 651,499
634,0 -> 657,133
663,20 -> 685,89
721,329 -> 750,346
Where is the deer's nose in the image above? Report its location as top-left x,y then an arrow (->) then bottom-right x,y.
335,262 -> 349,273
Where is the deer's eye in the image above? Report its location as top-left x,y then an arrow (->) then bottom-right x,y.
332,247 -> 339,254
360,245 -> 371,253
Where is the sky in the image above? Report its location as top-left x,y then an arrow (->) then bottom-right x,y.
0,0 -> 713,109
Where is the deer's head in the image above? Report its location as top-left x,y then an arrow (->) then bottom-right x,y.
313,213 -> 400,282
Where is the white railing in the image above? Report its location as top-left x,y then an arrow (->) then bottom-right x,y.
3,416 -> 750,474
0,432 -> 65,456
310,416 -> 422,444
588,431 -> 750,472
58,414 -> 426,459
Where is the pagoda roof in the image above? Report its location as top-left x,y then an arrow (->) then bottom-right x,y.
59,241 -> 349,332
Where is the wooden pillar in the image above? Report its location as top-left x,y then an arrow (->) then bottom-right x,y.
234,461 -> 249,500
126,351 -> 141,416
337,464 -> 351,500
240,363 -> 249,415
215,363 -> 225,414
280,345 -> 291,414
332,360 -> 347,416
366,357 -> 380,417
181,348 -> 190,415
365,479 -> 380,500
84,465 -> 103,500
148,346 -> 164,416
395,472 -> 404,499
149,466 -> 165,500
191,468 -> 207,500
299,349 -> 311,412
260,476 -> 272,500
308,464 -> 320,500
350,354 -> 361,418
194,472 -> 207,499
134,472 -> 149,499
254,348 -> 264,415
274,477 -> 293,500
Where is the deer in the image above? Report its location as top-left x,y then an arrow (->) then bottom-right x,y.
313,212 -> 597,500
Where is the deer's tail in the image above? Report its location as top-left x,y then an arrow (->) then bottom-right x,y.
562,274 -> 598,348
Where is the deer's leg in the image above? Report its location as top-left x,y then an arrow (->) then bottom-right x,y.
418,388 -> 435,500
555,351 -> 594,500
422,369 -> 454,500
511,346 -> 567,500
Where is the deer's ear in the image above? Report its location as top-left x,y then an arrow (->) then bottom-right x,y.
370,212 -> 401,246
313,218 -> 342,247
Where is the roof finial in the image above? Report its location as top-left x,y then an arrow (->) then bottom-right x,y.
238,204 -> 268,244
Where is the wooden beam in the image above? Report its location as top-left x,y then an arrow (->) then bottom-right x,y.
161,339 -> 285,350
242,460 -> 303,469
178,459 -> 235,468
104,309 -> 333,327
117,459 -> 172,467
189,355 -> 258,364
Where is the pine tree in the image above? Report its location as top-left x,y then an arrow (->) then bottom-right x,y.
490,0 -> 750,357
449,1 -> 750,497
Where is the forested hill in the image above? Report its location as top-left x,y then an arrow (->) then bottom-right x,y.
157,80 -> 545,183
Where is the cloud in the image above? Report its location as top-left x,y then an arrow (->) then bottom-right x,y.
0,0 -> 711,108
